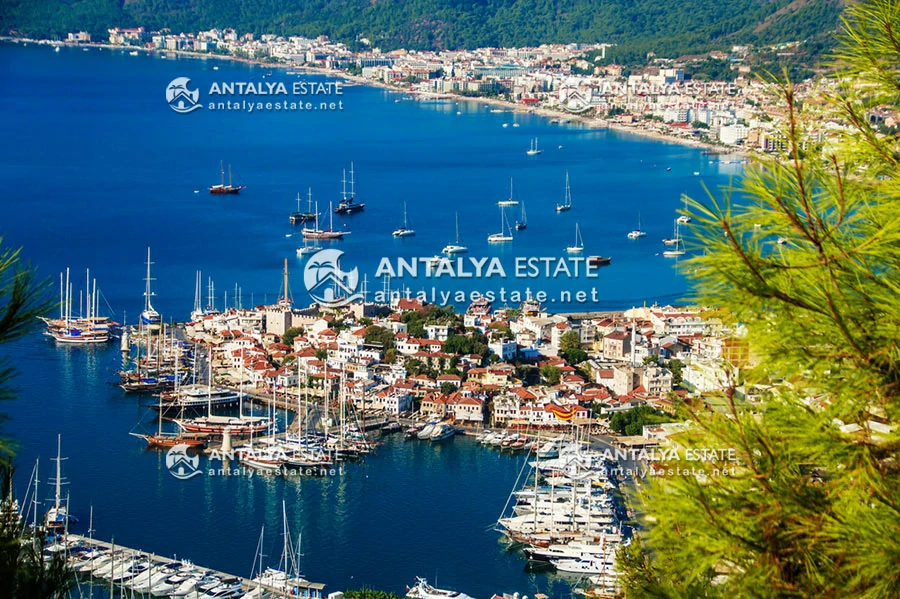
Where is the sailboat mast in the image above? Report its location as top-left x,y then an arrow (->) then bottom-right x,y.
64,268 -> 70,326
54,434 -> 61,510
220,160 -> 225,187
350,162 -> 355,199
85,269 -> 90,321
144,247 -> 153,312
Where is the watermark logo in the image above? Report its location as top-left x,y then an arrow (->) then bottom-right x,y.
166,444 -> 202,479
166,77 -> 202,114
304,249 -> 364,308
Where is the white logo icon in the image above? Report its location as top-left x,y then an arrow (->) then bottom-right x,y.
166,77 -> 202,114
304,249 -> 364,308
166,444 -> 202,479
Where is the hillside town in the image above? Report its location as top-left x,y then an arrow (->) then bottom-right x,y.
176,280 -> 751,445
50,26 -> 895,152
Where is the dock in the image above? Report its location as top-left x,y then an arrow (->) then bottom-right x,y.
66,533 -> 327,598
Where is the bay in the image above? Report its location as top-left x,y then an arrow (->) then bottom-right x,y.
0,41 -> 743,598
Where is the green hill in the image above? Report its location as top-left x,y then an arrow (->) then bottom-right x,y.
0,0 -> 845,60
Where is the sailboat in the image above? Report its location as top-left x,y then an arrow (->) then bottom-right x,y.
526,137 -> 542,156
626,213 -> 646,239
130,337 -> 208,449
209,161 -> 245,194
251,501 -> 307,591
334,163 -> 365,214
488,207 -> 514,243
556,171 -> 573,212
289,188 -> 317,224
662,219 -> 686,257
44,435 -> 76,531
140,247 -> 161,333
566,223 -> 584,253
393,202 -> 416,237
442,213 -> 469,255
662,218 -> 679,246
515,202 -> 527,230
173,350 -> 272,437
676,193 -> 691,224
302,201 -> 348,240
40,268 -> 114,344
498,178 -> 519,206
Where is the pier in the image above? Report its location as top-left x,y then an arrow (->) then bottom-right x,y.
66,533 -> 327,598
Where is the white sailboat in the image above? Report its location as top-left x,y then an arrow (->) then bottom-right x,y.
44,435 -> 74,531
662,218 -> 679,246
393,202 -> 416,237
526,137 -> 542,156
676,193 -> 691,224
488,207 -> 514,243
663,219 -> 686,257
626,213 -> 646,239
442,213 -> 469,255
515,201 -> 527,230
556,171 -> 572,212
140,247 -> 161,333
497,178 -> 519,206
566,223 -> 584,253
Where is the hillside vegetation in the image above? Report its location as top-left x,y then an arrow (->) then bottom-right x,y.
0,0 -> 844,60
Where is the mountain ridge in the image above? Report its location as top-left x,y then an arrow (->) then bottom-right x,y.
0,0 -> 845,62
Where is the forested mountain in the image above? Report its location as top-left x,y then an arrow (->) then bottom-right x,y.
0,0 -> 844,60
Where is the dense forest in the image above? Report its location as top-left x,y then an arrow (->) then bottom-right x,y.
0,0 -> 844,60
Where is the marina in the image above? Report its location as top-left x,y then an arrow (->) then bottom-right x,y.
62,533 -> 327,598
0,40 -> 743,599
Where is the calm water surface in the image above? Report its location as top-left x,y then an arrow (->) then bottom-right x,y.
0,42 -> 743,598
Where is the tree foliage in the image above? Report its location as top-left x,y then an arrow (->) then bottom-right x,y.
281,326 -> 303,347
0,244 -> 66,598
0,0 -> 844,61
363,325 -> 394,350
540,364 -> 561,385
620,2 -> 900,597
608,405 -> 675,436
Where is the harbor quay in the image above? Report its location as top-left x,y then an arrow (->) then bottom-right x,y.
63,533 -> 328,598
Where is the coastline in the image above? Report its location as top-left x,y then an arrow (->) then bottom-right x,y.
2,35 -> 746,156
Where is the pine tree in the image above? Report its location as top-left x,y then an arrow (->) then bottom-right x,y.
619,1 -> 900,597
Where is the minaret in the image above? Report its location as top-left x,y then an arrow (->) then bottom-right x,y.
280,258 -> 291,306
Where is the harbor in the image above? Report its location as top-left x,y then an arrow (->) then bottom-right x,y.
60,533 -> 327,598
0,40 -> 740,599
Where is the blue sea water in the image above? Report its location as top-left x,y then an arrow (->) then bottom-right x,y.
0,42 -> 744,598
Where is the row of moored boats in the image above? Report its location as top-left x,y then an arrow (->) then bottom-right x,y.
495,436 -> 628,597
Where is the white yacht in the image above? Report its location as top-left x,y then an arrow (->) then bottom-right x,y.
442,213 -> 469,255
406,578 -> 475,599
627,213 -> 646,239
497,178 -> 519,206
393,202 -> 416,237
566,223 -> 584,253
488,207 -> 514,243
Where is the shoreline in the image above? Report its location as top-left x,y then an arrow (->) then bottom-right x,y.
3,36 -> 746,156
